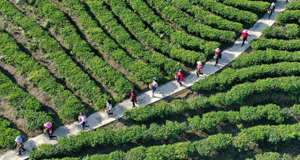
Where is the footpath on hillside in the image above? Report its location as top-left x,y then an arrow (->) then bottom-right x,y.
0,1 -> 288,159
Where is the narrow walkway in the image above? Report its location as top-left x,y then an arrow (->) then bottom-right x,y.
0,1 -> 288,159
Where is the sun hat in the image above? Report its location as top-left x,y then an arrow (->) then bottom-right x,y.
197,61 -> 202,65
15,136 -> 22,143
215,48 -> 221,52
243,29 -> 248,33
44,122 -> 52,128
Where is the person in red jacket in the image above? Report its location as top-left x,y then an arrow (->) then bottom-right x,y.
241,29 -> 251,46
176,69 -> 183,86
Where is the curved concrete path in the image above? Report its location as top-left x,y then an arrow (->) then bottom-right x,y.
0,1 -> 288,159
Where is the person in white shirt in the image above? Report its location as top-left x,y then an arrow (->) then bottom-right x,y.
105,100 -> 113,117
78,113 -> 89,130
152,77 -> 161,97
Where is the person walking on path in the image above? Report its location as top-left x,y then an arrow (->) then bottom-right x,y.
44,122 -> 57,140
106,100 -> 113,117
241,29 -> 251,46
176,69 -> 184,86
268,2 -> 276,19
214,48 -> 222,66
78,113 -> 89,130
130,90 -> 137,106
151,77 -> 161,97
196,61 -> 203,76
14,136 -> 25,156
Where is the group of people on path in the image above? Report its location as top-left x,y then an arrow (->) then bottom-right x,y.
13,2 -> 281,156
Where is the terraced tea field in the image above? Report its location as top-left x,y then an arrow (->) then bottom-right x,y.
1,0 -> 299,160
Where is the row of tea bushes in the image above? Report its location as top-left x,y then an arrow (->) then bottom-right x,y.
147,0 -> 236,42
169,0 -> 243,33
126,77 -> 300,122
248,152 -> 300,160
215,0 -> 269,14
125,0 -> 220,55
102,0 -> 212,64
262,24 -> 300,39
60,0 -> 182,79
0,28 -> 83,120
192,0 -> 258,26
47,134 -> 232,160
29,121 -> 187,159
233,123 -> 300,150
286,0 -> 300,10
0,116 -> 20,149
251,38 -> 300,51
231,49 -> 300,69
0,0 -> 108,110
45,122 -> 300,160
21,0 -> 133,99
188,104 -> 300,130
0,68 -> 53,129
192,62 -> 300,91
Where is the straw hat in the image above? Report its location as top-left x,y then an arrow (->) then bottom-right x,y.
197,61 -> 202,65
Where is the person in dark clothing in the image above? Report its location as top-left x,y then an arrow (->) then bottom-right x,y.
45,127 -> 57,140
268,2 -> 276,19
214,48 -> 222,66
130,90 -> 137,106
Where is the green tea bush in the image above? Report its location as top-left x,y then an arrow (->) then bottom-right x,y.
286,0 -> 300,10
276,10 -> 300,24
251,38 -> 300,51
254,152 -> 297,160
215,0 -> 269,14
192,62 -> 300,91
231,49 -> 300,68
124,100 -> 194,122
0,116 -> 21,149
262,24 -> 299,39
194,134 -> 232,156
188,104 -> 294,131
233,123 -> 300,150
